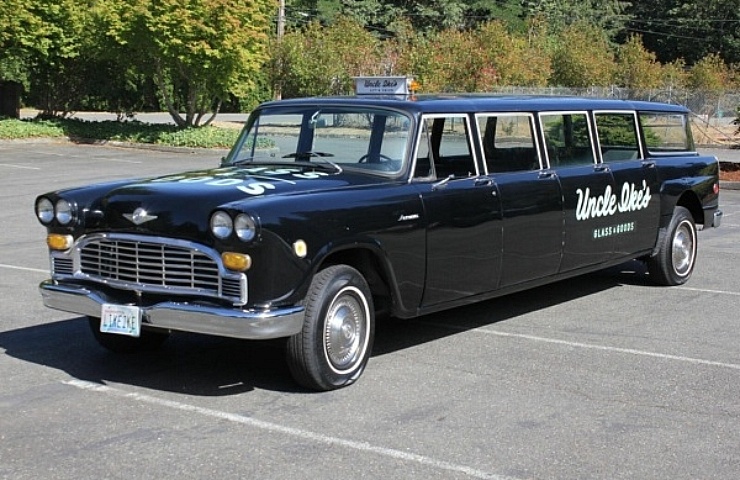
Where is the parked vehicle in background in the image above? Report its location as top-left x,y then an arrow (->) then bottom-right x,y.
35,78 -> 722,391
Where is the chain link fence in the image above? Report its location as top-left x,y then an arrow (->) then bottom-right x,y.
486,86 -> 739,147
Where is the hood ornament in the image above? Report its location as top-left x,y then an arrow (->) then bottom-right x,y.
124,207 -> 158,225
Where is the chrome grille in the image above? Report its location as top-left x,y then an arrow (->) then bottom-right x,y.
80,240 -> 219,290
70,234 -> 246,305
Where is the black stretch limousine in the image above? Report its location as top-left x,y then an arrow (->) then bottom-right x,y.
35,83 -> 723,390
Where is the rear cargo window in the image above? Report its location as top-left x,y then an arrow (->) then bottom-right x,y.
639,112 -> 694,153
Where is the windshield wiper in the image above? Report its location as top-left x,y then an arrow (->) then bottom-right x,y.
282,151 -> 334,160
283,152 -> 342,173
229,156 -> 255,166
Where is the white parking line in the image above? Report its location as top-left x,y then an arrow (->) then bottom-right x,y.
63,379 -> 516,480
102,158 -> 143,164
422,303 -> 740,371
0,263 -> 47,274
0,163 -> 40,170
470,329 -> 740,371
676,286 -> 740,296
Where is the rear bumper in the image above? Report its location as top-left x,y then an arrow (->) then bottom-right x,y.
39,280 -> 304,340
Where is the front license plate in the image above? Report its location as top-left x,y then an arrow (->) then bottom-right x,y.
100,304 -> 141,337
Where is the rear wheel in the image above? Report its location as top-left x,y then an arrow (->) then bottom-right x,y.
647,206 -> 697,286
286,265 -> 375,391
88,316 -> 169,353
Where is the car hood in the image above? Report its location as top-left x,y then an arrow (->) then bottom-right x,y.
86,164 -> 388,239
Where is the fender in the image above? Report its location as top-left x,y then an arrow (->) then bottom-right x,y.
306,235 -> 421,318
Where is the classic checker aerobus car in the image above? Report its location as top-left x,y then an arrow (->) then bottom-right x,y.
35,79 -> 722,390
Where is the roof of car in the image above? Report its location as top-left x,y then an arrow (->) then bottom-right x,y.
257,94 -> 689,115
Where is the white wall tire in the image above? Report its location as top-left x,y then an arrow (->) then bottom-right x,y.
286,265 -> 375,391
647,206 -> 697,286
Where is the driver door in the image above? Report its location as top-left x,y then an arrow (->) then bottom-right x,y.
414,115 -> 503,307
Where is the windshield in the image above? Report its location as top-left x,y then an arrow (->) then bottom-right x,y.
226,106 -> 413,175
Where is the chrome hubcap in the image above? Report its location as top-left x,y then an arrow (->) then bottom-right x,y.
324,286 -> 369,373
672,220 -> 695,277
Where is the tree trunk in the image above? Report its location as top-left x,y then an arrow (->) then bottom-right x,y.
0,81 -> 22,118
153,62 -> 187,128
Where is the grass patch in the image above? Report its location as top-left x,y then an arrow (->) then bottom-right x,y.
0,117 -> 240,149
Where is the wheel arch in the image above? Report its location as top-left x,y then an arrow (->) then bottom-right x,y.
316,245 -> 397,318
675,189 -> 704,227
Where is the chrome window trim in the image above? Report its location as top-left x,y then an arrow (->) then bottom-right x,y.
537,110 -> 598,169
408,113 -> 480,182
592,110 -> 644,162
473,112 -> 543,174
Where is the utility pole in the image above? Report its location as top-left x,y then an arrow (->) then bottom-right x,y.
276,0 -> 285,100
277,0 -> 285,40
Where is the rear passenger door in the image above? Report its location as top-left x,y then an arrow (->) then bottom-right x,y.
594,111 -> 660,255
478,113 -> 563,288
414,115 -> 502,307
540,111 -> 616,272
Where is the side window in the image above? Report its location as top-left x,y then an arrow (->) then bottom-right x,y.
414,115 -> 477,180
639,112 -> 694,153
477,114 -> 539,173
594,112 -> 641,162
540,112 -> 595,168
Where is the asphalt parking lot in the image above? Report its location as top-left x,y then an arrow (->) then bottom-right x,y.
1,140 -> 739,479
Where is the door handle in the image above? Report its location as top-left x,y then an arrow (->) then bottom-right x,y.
475,178 -> 493,187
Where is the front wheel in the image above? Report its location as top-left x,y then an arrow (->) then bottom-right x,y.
286,265 -> 375,391
647,206 -> 697,286
88,316 -> 169,353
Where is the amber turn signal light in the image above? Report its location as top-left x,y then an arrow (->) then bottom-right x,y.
47,234 -> 73,251
222,252 -> 252,272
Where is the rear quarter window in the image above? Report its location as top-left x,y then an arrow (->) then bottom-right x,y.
639,112 -> 695,153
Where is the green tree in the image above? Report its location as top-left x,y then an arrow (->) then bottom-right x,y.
686,53 -> 733,120
419,29 -> 487,92
273,18 -> 382,97
475,20 -> 550,88
286,0 -> 342,25
26,0 -> 97,116
104,0 -> 274,127
551,22 -> 616,87
337,0 -> 482,33
464,0 -> 525,30
615,35 -> 663,89
0,0 -> 38,88
292,0 -> 526,32
627,0 -> 740,66
522,0 -> 631,41
0,0 -> 84,117
687,53 -> 732,91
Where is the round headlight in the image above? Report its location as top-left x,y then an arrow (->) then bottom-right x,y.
210,211 -> 233,239
55,199 -> 74,225
36,198 -> 55,224
235,214 -> 257,242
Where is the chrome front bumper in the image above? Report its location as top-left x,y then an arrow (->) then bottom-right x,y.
39,280 -> 305,340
